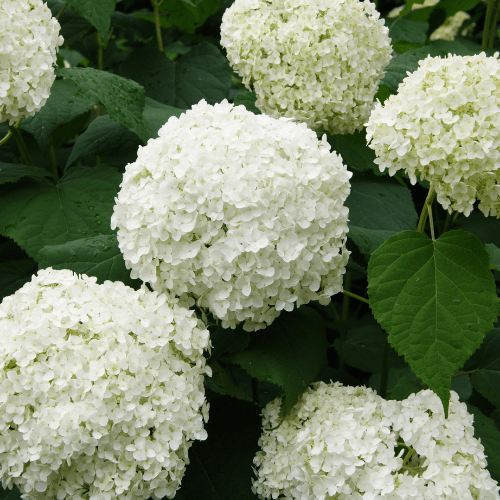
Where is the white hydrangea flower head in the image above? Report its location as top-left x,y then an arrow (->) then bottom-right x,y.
111,99 -> 351,332
387,0 -> 471,41
366,52 -> 500,217
0,0 -> 64,124
0,268 -> 211,500
252,382 -> 404,499
220,0 -> 392,135
390,390 -> 500,499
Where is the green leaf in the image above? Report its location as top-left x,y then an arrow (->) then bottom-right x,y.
451,372 -> 472,402
369,366 -> 420,395
20,80 -> 98,151
233,91 -> 261,114
381,45 -> 445,93
346,174 -> 418,257
0,259 -> 37,301
0,165 -> 121,259
470,329 -> 500,408
390,375 -> 422,400
227,307 -> 328,419
454,212 -> 500,247
204,361 -> 254,403
333,325 -> 406,373
118,43 -> 232,109
66,98 -> 184,168
367,230 -> 499,416
46,0 -> 93,45
389,18 -> 429,47
467,405 -> 500,482
65,0 -> 116,44
373,84 -> 393,105
486,244 -> 500,271
157,0 -> 223,33
0,163 -> 54,185
177,397 -> 261,500
56,68 -> 151,143
37,234 -> 141,289
328,130 -> 378,174
430,37 -> 487,57
435,0 -> 481,18
0,486 -> 21,500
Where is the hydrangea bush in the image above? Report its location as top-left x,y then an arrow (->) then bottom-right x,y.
0,0 -> 498,499
112,99 -> 351,331
0,268 -> 210,500
0,0 -> 63,124
221,0 -> 392,134
366,52 -> 500,216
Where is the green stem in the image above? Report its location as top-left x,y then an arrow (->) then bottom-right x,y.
443,210 -> 455,233
151,0 -> 164,52
483,0 -> 500,50
489,2 -> 500,46
379,334 -> 390,399
47,140 -> 59,182
342,271 -> 352,321
56,2 -> 67,20
416,186 -> 436,234
0,128 -> 12,147
95,32 -> 104,71
452,369 -> 478,378
9,120 -> 33,165
342,290 -> 370,305
402,447 -> 416,467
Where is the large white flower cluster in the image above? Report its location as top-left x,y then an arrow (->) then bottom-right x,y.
0,268 -> 211,500
220,0 -> 392,135
252,383 -> 500,499
366,53 -> 500,217
111,99 -> 351,332
0,0 -> 64,124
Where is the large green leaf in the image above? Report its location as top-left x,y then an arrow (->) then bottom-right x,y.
334,324 -> 406,373
65,98 -> 184,168
0,163 -> 54,185
454,212 -> 500,247
177,397 -> 261,500
0,260 -> 37,302
468,405 -> 500,482
65,0 -> 116,43
346,174 -> 418,257
56,68 -> 151,143
0,486 -> 21,500
118,43 -> 232,109
470,329 -> 500,408
227,307 -> 328,418
0,166 -> 121,259
233,91 -> 261,115
20,80 -> 98,151
37,234 -> 141,289
327,130 -> 378,174
46,0 -> 93,45
157,0 -> 223,33
367,230 -> 499,416
389,18 -> 429,50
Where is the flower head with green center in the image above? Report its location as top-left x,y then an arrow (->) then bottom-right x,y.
0,268 -> 211,500
0,0 -> 63,124
366,52 -> 500,217
221,0 -> 392,135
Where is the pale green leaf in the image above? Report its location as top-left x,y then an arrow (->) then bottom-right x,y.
65,0 -> 116,43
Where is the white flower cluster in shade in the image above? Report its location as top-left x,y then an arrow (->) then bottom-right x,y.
111,99 -> 351,332
252,383 -> 500,500
0,0 -> 63,124
388,0 -> 472,42
220,0 -> 392,135
366,53 -> 500,217
0,268 -> 211,500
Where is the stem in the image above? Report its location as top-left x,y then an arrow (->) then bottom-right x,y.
342,271 -> 352,321
47,140 -> 59,182
9,120 -> 33,165
342,290 -> 370,305
416,186 -> 436,234
402,447 -> 416,467
452,369 -> 478,378
443,210 -> 455,233
483,0 -> 500,50
379,334 -> 390,399
489,2 -> 500,47
428,201 -> 435,241
95,32 -> 104,71
151,0 -> 164,52
56,2 -> 67,20
0,128 -> 12,147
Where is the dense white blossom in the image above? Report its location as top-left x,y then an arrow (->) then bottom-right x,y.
111,99 -> 351,331
388,0 -> 472,41
366,53 -> 500,217
0,0 -> 63,124
0,268 -> 211,500
252,384 -> 500,500
220,0 -> 392,134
